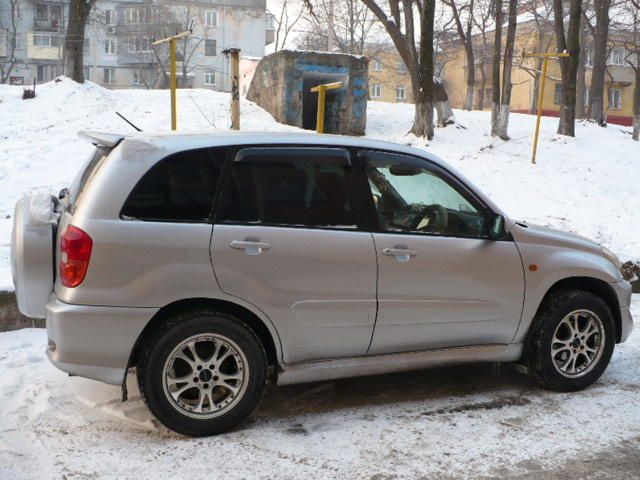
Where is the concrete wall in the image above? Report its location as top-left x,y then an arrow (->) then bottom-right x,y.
248,50 -> 368,135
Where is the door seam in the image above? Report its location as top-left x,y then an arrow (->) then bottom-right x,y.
365,232 -> 379,354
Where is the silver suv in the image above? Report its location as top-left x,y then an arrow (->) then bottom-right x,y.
12,131 -> 633,436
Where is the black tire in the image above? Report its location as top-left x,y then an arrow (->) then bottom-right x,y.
528,290 -> 616,392
137,310 -> 267,436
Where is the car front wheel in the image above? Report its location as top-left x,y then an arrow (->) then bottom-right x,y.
137,310 -> 267,436
528,290 -> 616,391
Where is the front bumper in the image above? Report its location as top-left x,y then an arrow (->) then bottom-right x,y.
611,280 -> 634,343
46,294 -> 157,385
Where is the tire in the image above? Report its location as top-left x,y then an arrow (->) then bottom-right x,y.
528,290 -> 616,392
137,310 -> 267,436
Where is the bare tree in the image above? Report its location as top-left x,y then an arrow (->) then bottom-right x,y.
298,0 -> 383,55
472,0 -> 494,110
269,0 -> 306,51
619,0 -> 640,139
64,0 -> 98,82
491,0 -> 518,139
553,0 -> 584,136
360,0 -> 438,138
491,0 -> 503,135
0,0 -> 21,84
443,0 -> 476,110
585,0 -> 613,124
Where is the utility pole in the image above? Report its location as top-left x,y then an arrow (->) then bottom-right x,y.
152,30 -> 192,131
327,0 -> 335,51
223,48 -> 241,130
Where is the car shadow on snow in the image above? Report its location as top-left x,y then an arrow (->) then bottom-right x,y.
250,362 -> 536,425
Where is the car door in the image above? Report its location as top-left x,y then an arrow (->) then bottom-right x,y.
210,146 -> 378,364
360,150 -> 525,355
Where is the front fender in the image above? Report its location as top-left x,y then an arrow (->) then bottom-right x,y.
512,242 -> 622,344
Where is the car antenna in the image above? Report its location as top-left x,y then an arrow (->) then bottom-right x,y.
115,112 -> 143,132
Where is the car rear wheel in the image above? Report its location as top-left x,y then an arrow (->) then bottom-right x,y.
137,310 -> 267,436
528,290 -> 616,391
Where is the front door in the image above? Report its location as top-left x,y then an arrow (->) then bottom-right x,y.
361,150 -> 525,355
210,147 -> 377,364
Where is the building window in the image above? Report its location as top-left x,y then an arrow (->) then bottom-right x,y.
608,47 -> 626,66
204,71 -> 217,86
608,88 -> 622,109
104,9 -> 113,25
103,68 -> 115,84
133,70 -> 146,85
585,48 -> 594,68
36,64 -> 54,82
371,83 -> 382,98
396,85 -> 406,101
104,38 -> 116,55
205,10 -> 218,27
84,66 -> 91,81
36,4 -> 48,21
33,33 -> 61,48
124,7 -> 157,25
554,83 -> 563,105
128,36 -> 151,53
205,39 -> 216,56
397,61 -> 407,73
372,59 -> 383,71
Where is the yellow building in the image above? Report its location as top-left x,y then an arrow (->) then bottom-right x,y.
440,18 -> 637,126
367,46 -> 413,103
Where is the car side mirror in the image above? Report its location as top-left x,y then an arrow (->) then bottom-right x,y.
484,211 -> 506,240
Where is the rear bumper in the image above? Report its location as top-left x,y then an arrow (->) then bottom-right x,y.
46,294 -> 157,385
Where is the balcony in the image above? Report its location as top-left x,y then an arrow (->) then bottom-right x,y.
34,2 -> 65,32
27,31 -> 64,60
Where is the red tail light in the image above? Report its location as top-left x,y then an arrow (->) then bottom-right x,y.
60,225 -> 93,288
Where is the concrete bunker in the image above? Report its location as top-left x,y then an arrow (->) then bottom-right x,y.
247,50 -> 368,135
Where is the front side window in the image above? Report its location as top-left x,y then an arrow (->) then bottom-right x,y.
121,148 -> 226,222
218,150 -> 357,229
363,153 -> 486,237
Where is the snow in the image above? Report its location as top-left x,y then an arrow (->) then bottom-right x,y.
0,77 -> 639,291
0,296 -> 638,478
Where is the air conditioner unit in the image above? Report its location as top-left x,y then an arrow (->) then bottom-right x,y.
107,26 -> 116,34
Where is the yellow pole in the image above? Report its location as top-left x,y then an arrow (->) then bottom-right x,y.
152,30 -> 191,131
170,38 -> 177,131
310,81 -> 343,134
532,56 -> 549,164
316,87 -> 327,133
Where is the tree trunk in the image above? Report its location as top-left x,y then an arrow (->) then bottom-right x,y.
491,0 -> 503,136
576,18 -> 586,119
478,59 -> 486,109
434,79 -> 455,126
590,0 -> 611,125
495,0 -> 517,140
633,68 -> 640,141
410,0 -> 435,139
64,0 -> 94,83
554,0 -> 583,137
464,45 -> 475,110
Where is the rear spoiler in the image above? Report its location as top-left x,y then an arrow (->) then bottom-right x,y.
77,131 -> 126,148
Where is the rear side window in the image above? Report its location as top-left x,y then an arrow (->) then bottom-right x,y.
121,148 -> 226,222
218,149 -> 357,229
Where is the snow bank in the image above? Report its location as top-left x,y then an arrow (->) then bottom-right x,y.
0,77 -> 638,290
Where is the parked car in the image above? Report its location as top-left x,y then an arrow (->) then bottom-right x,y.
11,131 -> 633,436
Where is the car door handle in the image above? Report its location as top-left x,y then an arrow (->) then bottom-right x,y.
382,247 -> 417,263
230,240 -> 272,256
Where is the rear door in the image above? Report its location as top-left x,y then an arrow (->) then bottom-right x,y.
210,147 -> 378,364
361,150 -> 525,355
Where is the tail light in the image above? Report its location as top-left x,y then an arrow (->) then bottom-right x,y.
60,225 -> 93,287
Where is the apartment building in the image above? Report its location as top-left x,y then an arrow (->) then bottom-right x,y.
0,0 -> 272,91
367,45 -> 413,104
440,14 -> 639,126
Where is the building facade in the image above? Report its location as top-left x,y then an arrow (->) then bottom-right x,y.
0,0 -> 272,91
366,45 -> 413,104
440,17 -> 639,126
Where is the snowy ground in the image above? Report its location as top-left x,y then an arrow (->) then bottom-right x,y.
1,78 -> 639,289
0,297 -> 638,479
